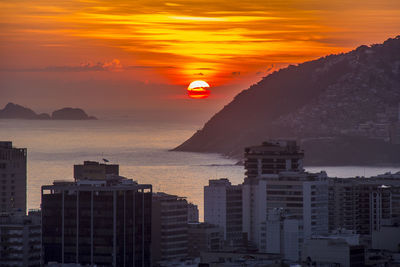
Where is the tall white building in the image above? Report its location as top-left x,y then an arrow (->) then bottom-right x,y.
0,141 -> 27,213
204,179 -> 242,247
242,140 -> 328,254
242,171 -> 329,252
242,178 -> 267,248
264,208 -> 301,261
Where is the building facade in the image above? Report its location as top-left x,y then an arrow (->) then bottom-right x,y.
264,208 -> 301,261
187,202 -> 199,223
151,192 -> 188,263
0,211 -> 41,267
244,140 -> 304,179
242,141 -> 328,254
329,174 -> 400,236
73,160 -> 119,181
302,237 -> 365,267
204,178 -> 243,247
242,172 -> 329,252
187,222 -> 223,257
372,224 -> 400,252
0,141 -> 27,213
42,177 -> 152,267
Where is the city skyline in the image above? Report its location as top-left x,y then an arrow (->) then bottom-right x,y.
1,1 -> 400,265
2,139 -> 400,266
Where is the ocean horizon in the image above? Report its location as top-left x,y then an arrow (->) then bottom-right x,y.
1,118 -> 400,220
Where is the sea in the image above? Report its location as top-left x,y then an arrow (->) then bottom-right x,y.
1,117 -> 400,220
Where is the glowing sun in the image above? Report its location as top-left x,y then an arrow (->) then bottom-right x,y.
187,80 -> 210,99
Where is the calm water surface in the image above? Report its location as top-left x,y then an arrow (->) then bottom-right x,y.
1,118 -> 400,220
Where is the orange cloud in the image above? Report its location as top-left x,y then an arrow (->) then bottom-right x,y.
0,0 -> 399,88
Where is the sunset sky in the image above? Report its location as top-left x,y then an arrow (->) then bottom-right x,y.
0,0 -> 399,115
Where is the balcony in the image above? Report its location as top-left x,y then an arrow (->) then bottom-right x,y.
8,237 -> 23,243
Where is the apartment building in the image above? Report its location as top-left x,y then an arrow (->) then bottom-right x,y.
0,141 -> 27,213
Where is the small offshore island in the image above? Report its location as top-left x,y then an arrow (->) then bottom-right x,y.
0,103 -> 97,120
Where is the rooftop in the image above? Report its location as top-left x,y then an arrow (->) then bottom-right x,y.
245,140 -> 303,155
153,192 -> 187,201
0,141 -> 12,148
208,178 -> 232,186
43,175 -> 150,191
79,160 -> 118,167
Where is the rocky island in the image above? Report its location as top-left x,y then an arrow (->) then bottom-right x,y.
0,103 -> 97,120
174,36 -> 400,166
51,108 -> 97,120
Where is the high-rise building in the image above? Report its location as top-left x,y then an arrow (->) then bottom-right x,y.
242,171 -> 329,250
151,192 -> 188,264
187,222 -> 223,258
244,140 -> 304,179
0,211 -> 41,267
0,141 -> 27,213
204,178 -> 243,247
41,176 -> 152,267
242,140 -> 328,253
263,208 -> 301,261
187,202 -> 199,223
329,173 -> 400,236
73,160 -> 119,181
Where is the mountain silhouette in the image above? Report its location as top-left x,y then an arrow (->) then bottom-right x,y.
174,36 -> 400,165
